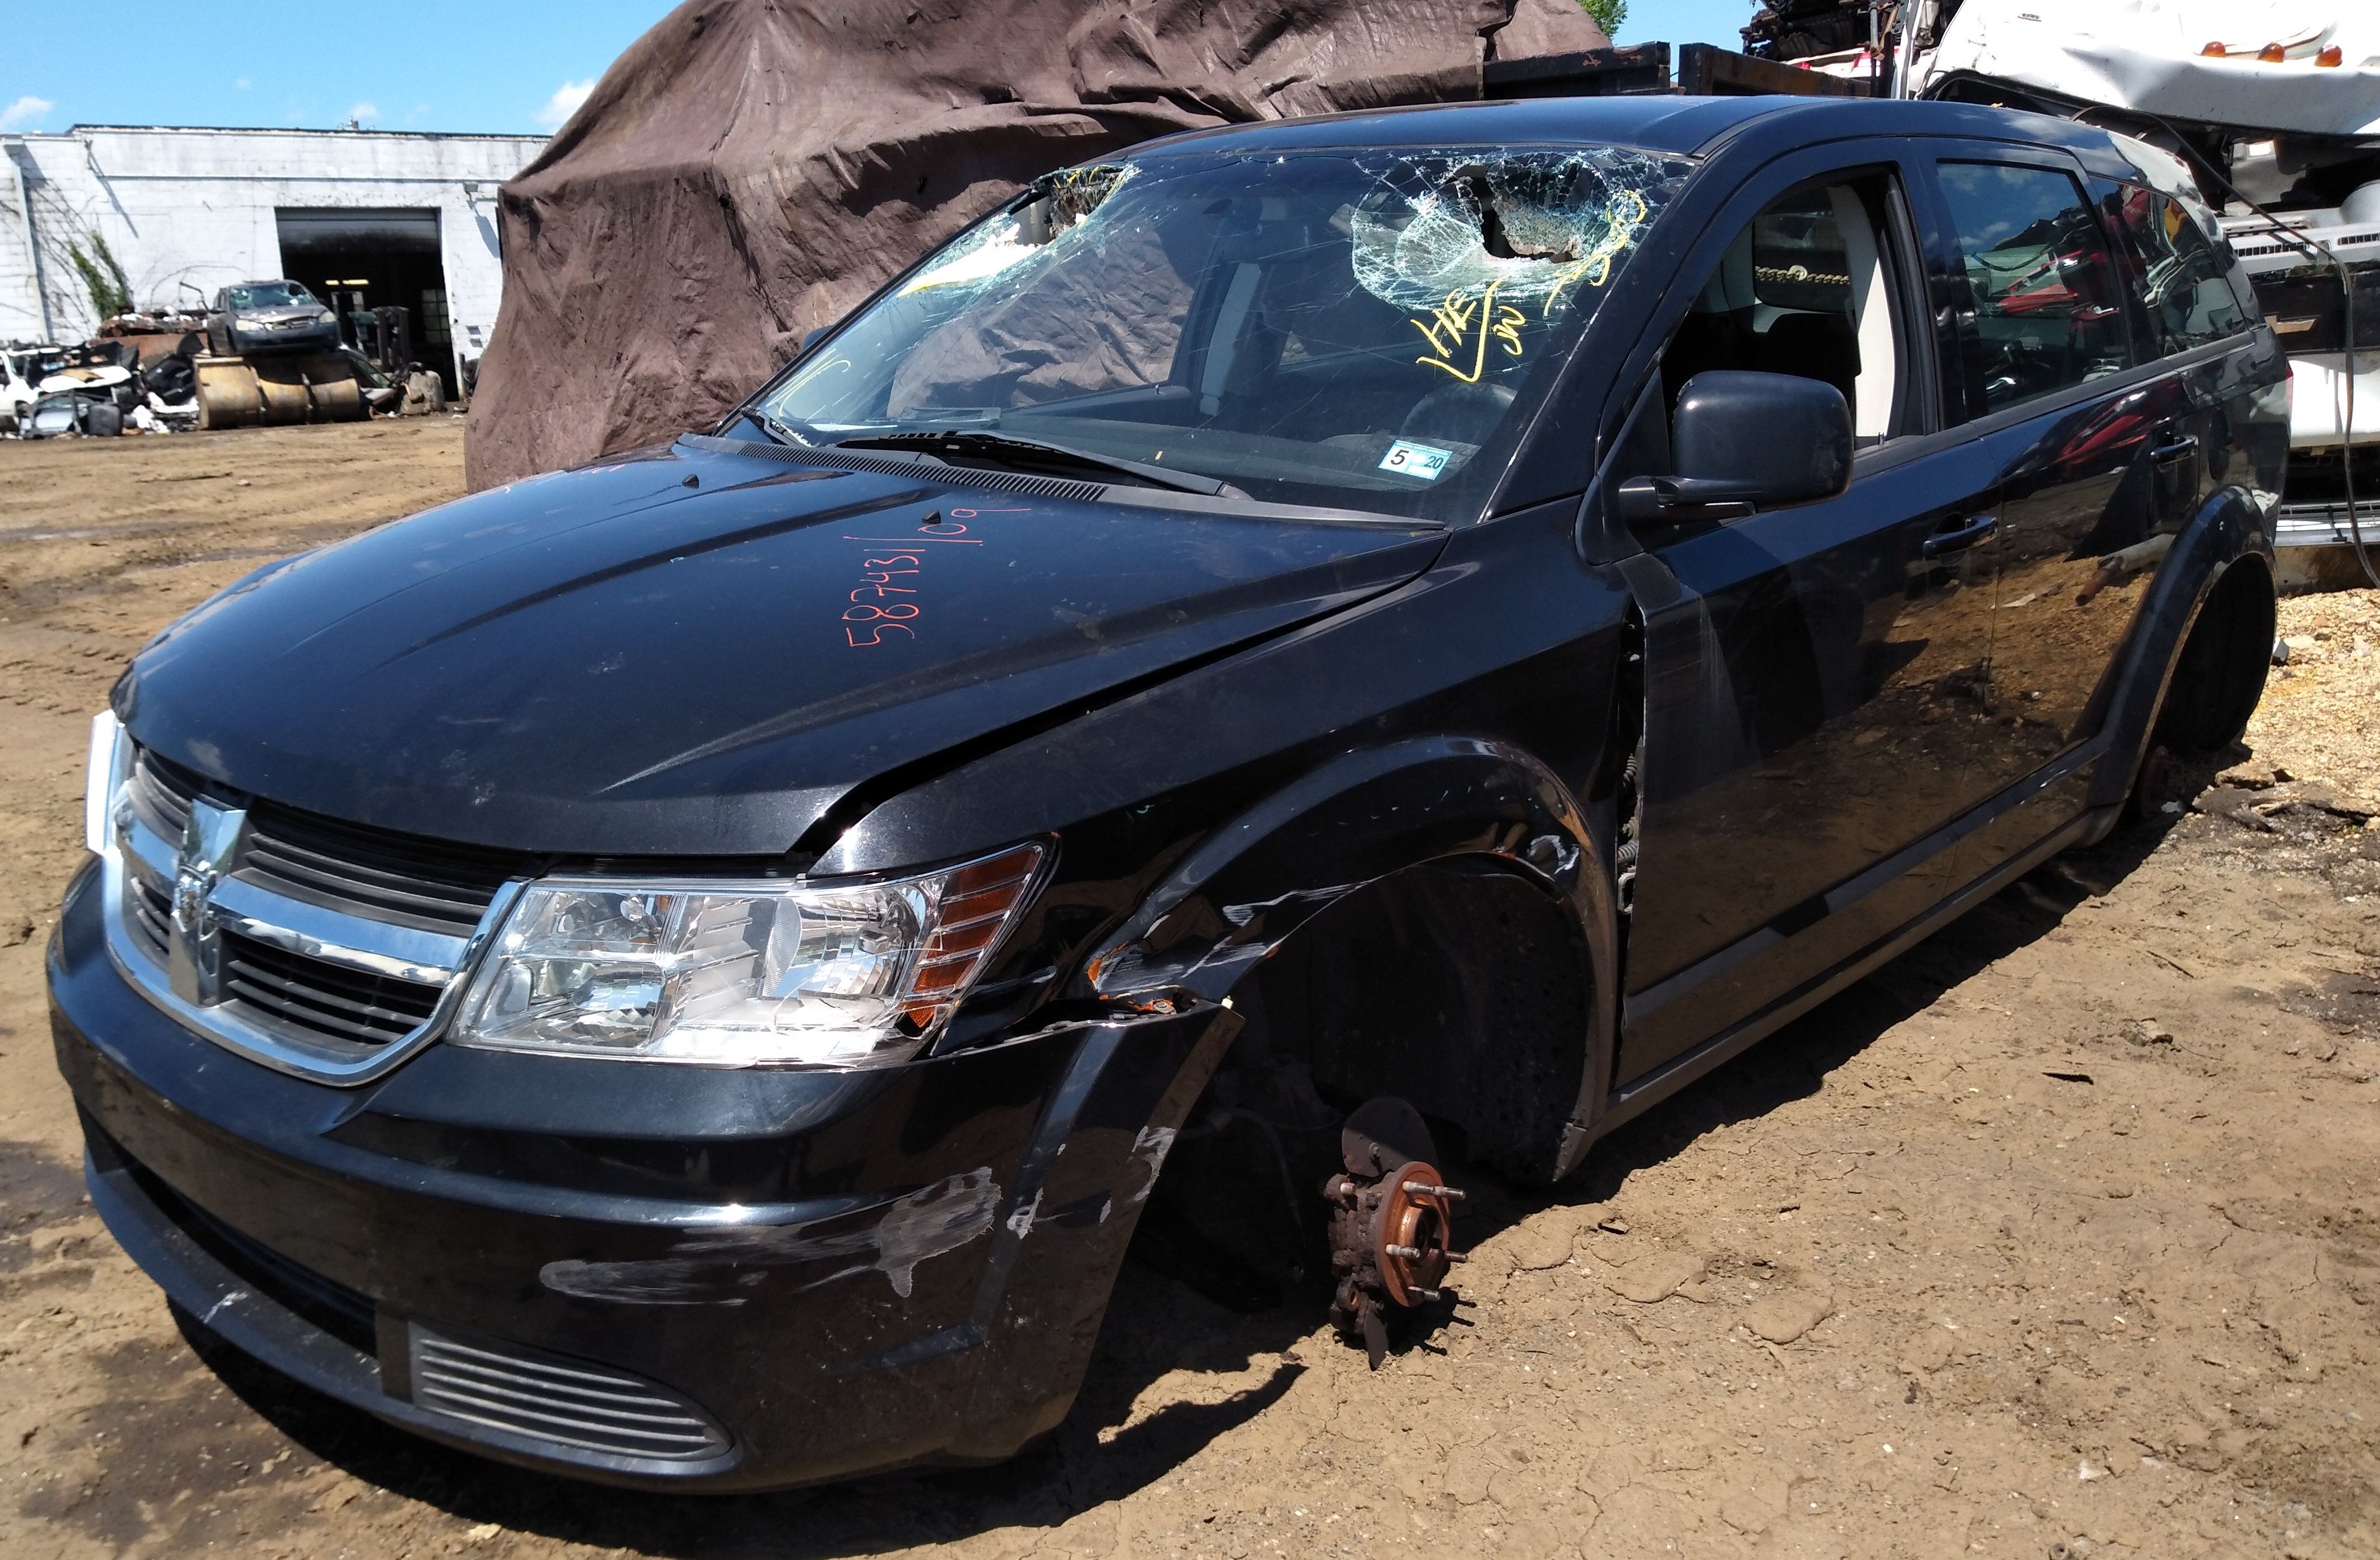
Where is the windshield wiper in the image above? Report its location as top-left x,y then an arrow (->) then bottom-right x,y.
836,429 -> 1238,497
753,411 -> 817,448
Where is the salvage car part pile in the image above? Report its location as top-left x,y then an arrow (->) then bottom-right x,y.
4,338 -> 201,440
462,0 -> 1613,490
6,287 -> 390,438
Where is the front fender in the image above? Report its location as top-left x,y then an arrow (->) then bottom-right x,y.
817,502 -> 1633,1182
1080,736 -> 1606,1001
1077,736 -> 1620,1177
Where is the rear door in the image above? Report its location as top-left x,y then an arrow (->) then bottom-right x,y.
2097,170 -> 2263,547
1922,152 -> 2232,861
1612,147 -> 2007,1085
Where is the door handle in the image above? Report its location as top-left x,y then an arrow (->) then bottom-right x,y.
2151,434 -> 2200,463
1922,513 -> 1998,557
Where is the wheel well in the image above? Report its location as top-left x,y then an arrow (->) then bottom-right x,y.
1236,858 -> 1593,1181
2156,554 -> 2277,752
1128,858 -> 1593,1307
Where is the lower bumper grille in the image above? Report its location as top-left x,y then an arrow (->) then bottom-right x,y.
408,1326 -> 731,1463
103,1126 -> 381,1356
85,1118 -> 736,1478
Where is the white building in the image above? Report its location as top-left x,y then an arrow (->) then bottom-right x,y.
1,124 -> 546,392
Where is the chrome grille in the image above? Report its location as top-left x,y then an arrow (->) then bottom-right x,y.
241,808 -> 515,935
409,1325 -> 731,1464
99,730 -> 528,1083
127,749 -> 194,843
221,928 -> 443,1051
127,873 -> 172,963
136,752 -> 513,935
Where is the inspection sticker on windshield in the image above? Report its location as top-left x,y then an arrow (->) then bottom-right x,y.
1379,440 -> 1453,481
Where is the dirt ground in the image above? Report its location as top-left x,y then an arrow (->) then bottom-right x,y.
5,420 -> 2380,1560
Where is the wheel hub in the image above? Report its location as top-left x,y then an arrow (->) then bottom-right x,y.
1322,1097 -> 1464,1367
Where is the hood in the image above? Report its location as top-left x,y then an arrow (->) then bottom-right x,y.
119,439 -> 1445,856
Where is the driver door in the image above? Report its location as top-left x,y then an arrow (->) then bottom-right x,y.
1612,153 -> 2006,1086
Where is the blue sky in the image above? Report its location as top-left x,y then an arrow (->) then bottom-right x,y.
0,1 -> 1751,138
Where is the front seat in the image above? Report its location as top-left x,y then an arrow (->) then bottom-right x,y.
1759,311 -> 1860,413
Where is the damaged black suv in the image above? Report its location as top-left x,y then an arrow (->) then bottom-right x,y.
53,94 -> 2286,1489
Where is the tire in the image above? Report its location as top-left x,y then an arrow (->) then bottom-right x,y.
2154,559 -> 2277,752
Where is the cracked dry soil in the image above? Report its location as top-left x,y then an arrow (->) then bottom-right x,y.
4,420 -> 2380,1559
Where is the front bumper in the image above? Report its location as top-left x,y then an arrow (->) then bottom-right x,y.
229,322 -> 341,356
48,862 -> 1233,1490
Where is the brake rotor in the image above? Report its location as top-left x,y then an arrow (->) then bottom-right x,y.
1323,1096 -> 1464,1368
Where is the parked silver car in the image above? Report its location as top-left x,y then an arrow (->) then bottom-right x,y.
203,280 -> 341,357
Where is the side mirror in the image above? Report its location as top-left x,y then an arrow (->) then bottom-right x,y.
800,327 -> 829,352
1618,370 -> 1853,524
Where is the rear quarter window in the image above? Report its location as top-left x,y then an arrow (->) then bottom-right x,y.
2101,182 -> 2253,355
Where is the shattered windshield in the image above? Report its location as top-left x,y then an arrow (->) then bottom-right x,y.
227,282 -> 316,311
752,147 -> 1692,515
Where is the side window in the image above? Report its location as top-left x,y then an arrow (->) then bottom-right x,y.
1658,173 -> 1909,446
1935,162 -> 2129,416
2103,181 -> 2251,355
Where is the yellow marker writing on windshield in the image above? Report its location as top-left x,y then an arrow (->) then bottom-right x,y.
1413,282 -> 1525,383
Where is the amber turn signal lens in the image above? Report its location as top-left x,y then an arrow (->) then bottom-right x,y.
2201,41 -> 2226,56
897,844 -> 1045,1025
2316,44 -> 2343,66
2258,42 -> 2287,62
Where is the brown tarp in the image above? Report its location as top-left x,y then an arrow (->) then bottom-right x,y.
464,0 -> 1609,489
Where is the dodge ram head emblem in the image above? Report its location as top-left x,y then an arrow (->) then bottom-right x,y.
166,799 -> 247,1006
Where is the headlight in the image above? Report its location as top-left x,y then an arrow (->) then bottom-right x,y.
449,843 -> 1046,1069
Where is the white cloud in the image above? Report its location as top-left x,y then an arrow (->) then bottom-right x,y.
234,76 -> 252,90
348,101 -> 379,126
0,96 -> 56,132
535,79 -> 594,130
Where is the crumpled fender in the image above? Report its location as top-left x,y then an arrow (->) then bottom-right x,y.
1075,734 -> 1620,1173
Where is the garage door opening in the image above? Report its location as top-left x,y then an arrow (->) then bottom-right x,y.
276,208 -> 456,398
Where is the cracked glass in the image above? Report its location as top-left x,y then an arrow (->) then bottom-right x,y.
753,146 -> 1692,515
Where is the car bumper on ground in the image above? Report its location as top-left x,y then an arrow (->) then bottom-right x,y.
47,863 -> 1232,1491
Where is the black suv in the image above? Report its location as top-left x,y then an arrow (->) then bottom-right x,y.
203,279 -> 341,357
53,95 -> 2286,1491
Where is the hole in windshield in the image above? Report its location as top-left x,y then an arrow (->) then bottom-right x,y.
753,146 -> 1690,516
227,283 -> 317,311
